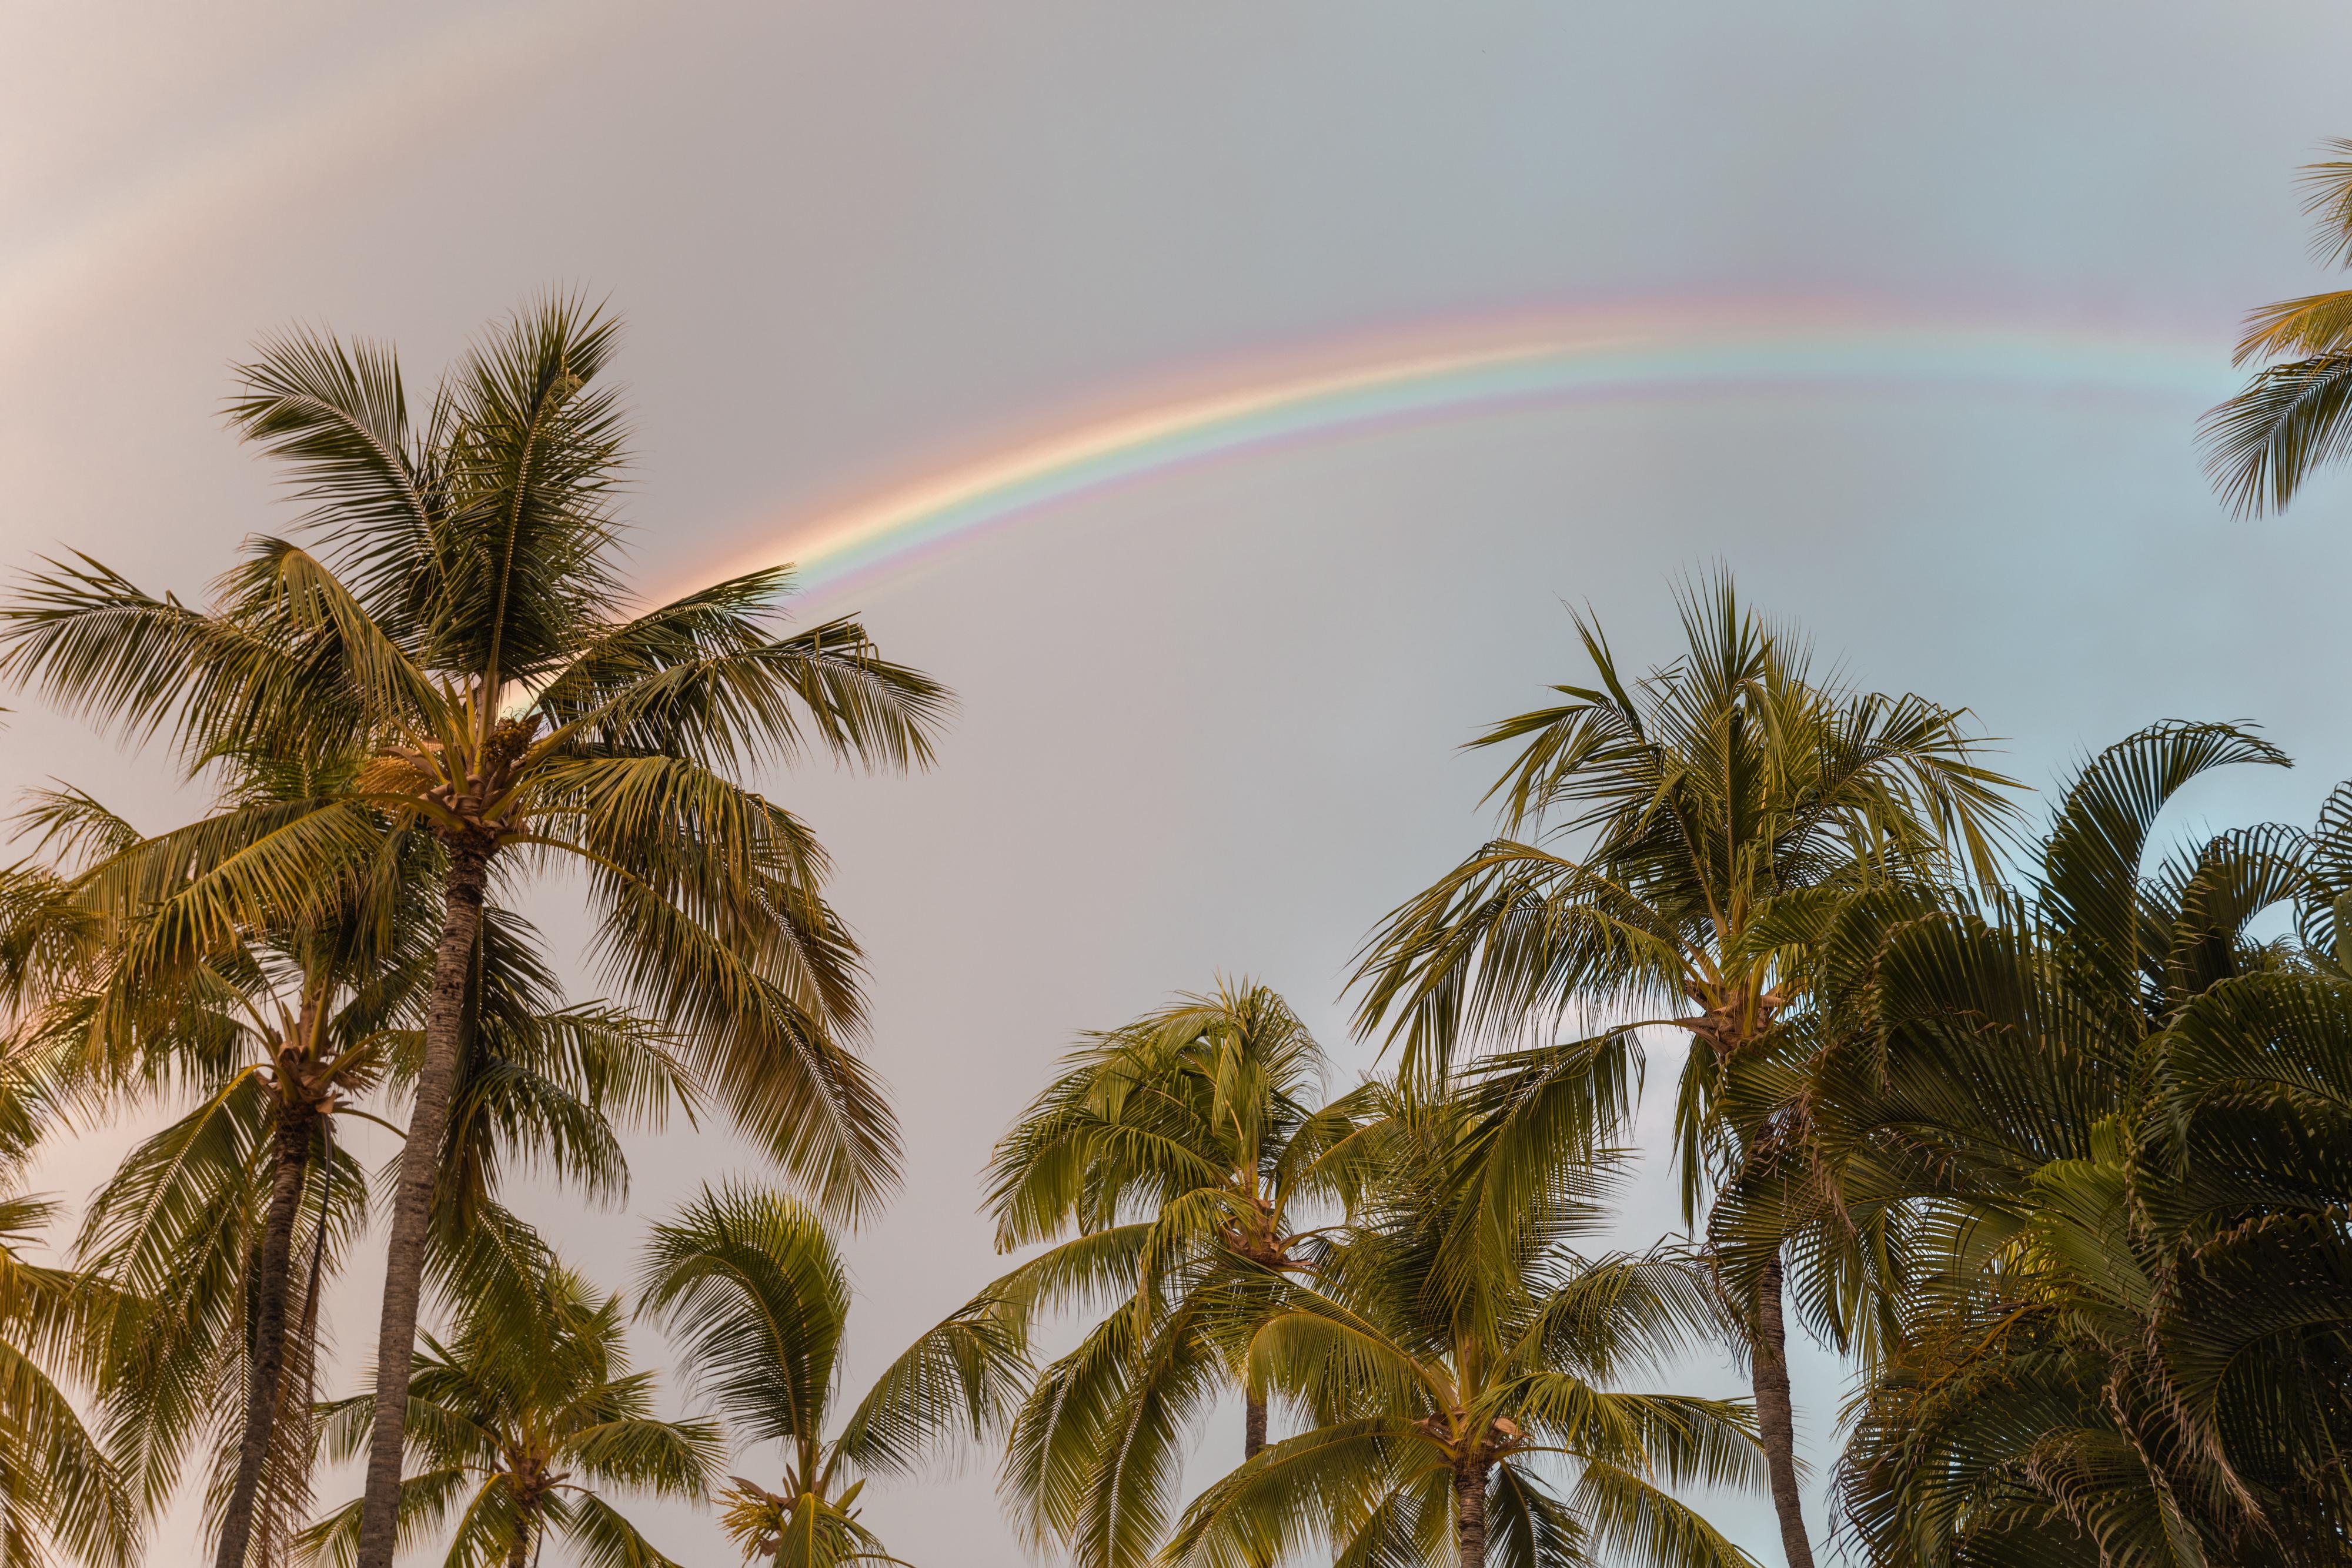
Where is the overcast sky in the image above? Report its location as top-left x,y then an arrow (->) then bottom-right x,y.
9,4 -> 2352,1563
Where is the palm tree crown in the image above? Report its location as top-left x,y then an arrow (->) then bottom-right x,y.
637,1183 -> 1025,1567
1786,724 -> 2352,1568
303,1261 -> 719,1568
983,979 -> 1380,1568
1170,1078 -> 1762,1568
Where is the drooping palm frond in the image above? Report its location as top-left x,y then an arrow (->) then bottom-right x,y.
2203,138 -> 2352,514
0,1188 -> 137,1568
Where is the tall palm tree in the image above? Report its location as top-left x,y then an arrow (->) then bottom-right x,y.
2203,139 -> 2352,514
302,1260 -> 720,1568
1352,577 -> 2018,1568
983,981 -> 1381,1568
1167,1073 -> 1763,1568
15,763 -> 691,1568
0,296 -> 950,1567
1788,724 -> 2352,1568
636,1183 -> 1027,1567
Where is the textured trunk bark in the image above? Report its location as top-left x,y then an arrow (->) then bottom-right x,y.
211,1097 -> 318,1568
355,843 -> 489,1568
1454,1458 -> 1486,1568
1244,1392 -> 1268,1459
1752,1255 -> 1815,1568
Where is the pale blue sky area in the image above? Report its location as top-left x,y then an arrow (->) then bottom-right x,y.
6,5 -> 2352,1563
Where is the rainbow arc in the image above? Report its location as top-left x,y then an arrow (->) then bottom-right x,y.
700,307 -> 2233,603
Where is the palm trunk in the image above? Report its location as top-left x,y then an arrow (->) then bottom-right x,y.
1751,1255 -> 1815,1568
1454,1458 -> 1486,1568
355,842 -> 489,1568
1245,1392 -> 1267,1459
211,1098 -> 318,1568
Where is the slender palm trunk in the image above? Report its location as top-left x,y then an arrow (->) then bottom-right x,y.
211,1098 -> 318,1568
1244,1392 -> 1267,1459
1454,1458 -> 1486,1568
1751,1255 -> 1815,1568
356,842 -> 490,1568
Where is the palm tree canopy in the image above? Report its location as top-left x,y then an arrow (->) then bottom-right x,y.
1169,1081 -> 1762,1568
637,1182 -> 1026,1567
1776,724 -> 2352,1568
0,296 -> 951,1212
1353,574 -> 2019,1212
302,1261 -> 720,1568
0,921 -> 138,1568
981,981 -> 1386,1568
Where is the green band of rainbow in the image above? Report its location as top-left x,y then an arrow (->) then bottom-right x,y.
706,309 -> 2233,603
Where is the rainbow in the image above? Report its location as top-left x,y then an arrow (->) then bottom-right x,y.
700,305 -> 2237,604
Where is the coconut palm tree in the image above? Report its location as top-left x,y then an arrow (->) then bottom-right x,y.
300,1260 -> 720,1568
636,1182 -> 1026,1567
1351,577 -> 2019,1568
1167,1075 -> 1762,1568
12,761 -> 691,1568
1787,725 -> 2352,1568
982,980 -> 1382,1568
0,296 -> 949,1567
2203,139 -> 2352,514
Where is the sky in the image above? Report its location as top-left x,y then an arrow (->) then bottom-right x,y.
8,2 -> 2352,1563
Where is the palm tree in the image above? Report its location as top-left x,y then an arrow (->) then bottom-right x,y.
1167,1074 -> 1762,1568
636,1182 -> 1026,1567
0,296 -> 949,1567
12,762 -> 691,1568
982,980 -> 1379,1568
301,1260 -> 720,1568
1351,577 -> 2018,1568
1788,724 -> 2352,1568
2203,139 -> 2352,514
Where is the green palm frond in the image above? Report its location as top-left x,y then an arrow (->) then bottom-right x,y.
637,1183 -> 851,1461
833,1290 -> 1028,1477
978,979 -> 1375,1567
309,1257 -> 706,1568
1170,1065 -> 1765,1568
1569,1459 -> 1760,1568
0,1178 -> 133,1568
1167,1420 -> 1443,1568
2203,140 -> 2352,513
